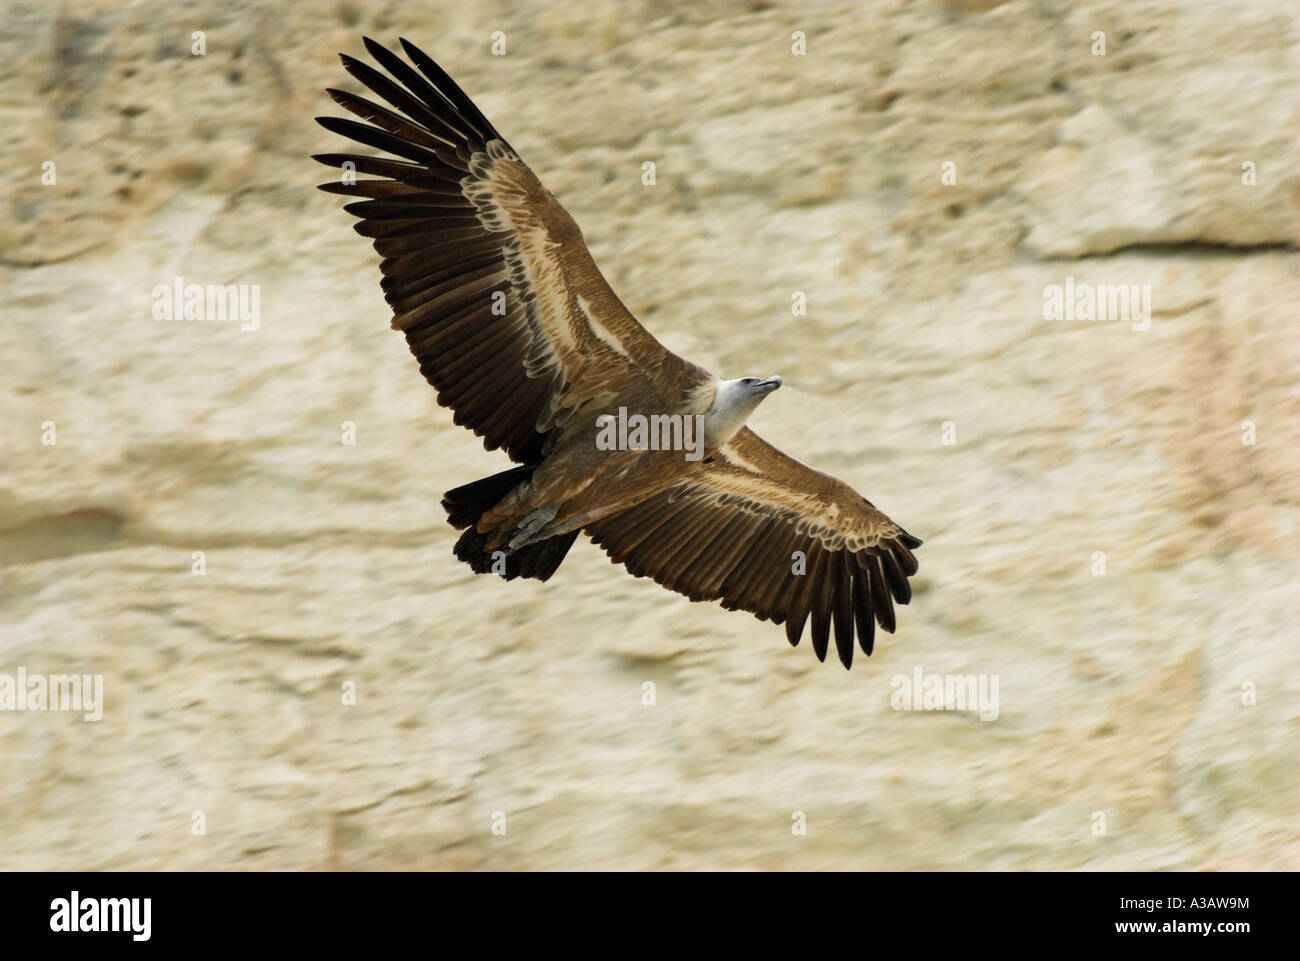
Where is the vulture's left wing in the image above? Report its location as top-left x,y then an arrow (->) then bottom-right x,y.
586,428 -> 922,668
314,38 -> 702,464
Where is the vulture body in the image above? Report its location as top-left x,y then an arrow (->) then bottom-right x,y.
315,38 -> 922,668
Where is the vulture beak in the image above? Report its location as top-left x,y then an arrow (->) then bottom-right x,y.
753,376 -> 782,395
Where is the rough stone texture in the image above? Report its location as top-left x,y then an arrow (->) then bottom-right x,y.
1,0 -> 1296,870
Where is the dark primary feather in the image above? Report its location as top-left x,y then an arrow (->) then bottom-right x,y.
313,37 -> 555,464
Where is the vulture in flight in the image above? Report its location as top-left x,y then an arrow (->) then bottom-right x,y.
315,38 -> 922,668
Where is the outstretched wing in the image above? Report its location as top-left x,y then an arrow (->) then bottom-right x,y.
315,37 -> 701,463
586,428 -> 922,668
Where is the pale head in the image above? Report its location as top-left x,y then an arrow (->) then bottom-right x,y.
703,375 -> 782,447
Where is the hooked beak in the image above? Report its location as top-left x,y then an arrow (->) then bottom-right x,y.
753,375 -> 782,395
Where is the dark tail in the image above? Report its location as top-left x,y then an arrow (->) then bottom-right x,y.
441,466 -> 578,583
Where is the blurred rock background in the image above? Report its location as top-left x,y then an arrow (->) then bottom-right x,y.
1,0 -> 1296,870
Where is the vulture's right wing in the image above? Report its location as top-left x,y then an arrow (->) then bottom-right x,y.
586,428 -> 922,668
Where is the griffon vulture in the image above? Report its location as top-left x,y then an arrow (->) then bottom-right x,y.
315,38 -> 922,668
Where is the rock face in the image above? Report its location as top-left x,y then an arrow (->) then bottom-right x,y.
1,0 -> 1296,871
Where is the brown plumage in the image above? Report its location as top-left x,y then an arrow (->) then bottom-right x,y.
315,38 -> 922,668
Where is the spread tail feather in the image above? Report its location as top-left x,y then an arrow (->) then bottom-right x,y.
453,525 -> 578,582
441,464 -> 536,530
441,465 -> 577,582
